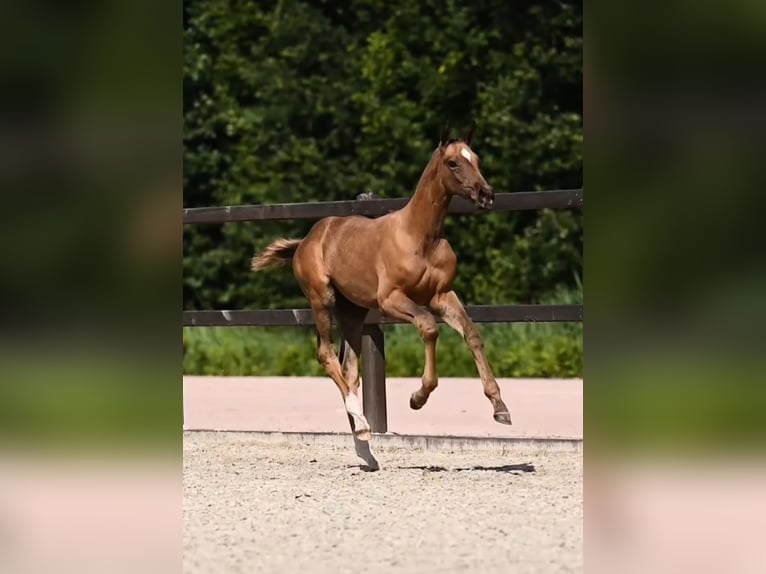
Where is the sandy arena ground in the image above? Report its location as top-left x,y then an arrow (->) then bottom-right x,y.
183,431 -> 582,574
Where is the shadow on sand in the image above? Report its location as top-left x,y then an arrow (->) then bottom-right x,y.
345,462 -> 536,474
396,463 -> 536,474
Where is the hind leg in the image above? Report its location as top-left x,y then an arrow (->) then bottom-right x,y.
311,302 -> 372,441
295,262 -> 373,441
335,296 -> 378,470
294,243 -> 374,464
336,296 -> 367,397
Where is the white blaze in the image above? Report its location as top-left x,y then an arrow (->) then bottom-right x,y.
460,148 -> 473,162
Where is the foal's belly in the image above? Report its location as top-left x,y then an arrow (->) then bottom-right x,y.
331,268 -> 379,308
322,217 -> 382,308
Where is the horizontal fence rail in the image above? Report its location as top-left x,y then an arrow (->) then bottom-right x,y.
183,188 -> 582,224
183,304 -> 583,327
183,187 -> 583,433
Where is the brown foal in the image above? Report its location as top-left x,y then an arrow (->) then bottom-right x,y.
252,127 -> 512,463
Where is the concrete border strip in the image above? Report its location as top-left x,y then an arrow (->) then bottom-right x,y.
184,429 -> 583,454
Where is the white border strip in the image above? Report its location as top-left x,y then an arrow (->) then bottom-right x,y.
184,430 -> 583,453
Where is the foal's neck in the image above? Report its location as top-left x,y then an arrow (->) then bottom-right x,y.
401,155 -> 451,249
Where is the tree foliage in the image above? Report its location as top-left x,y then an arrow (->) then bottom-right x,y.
183,0 -> 582,310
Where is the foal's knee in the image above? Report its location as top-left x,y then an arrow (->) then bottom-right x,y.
416,317 -> 439,342
465,326 -> 484,351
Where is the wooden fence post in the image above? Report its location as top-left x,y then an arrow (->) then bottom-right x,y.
361,325 -> 387,433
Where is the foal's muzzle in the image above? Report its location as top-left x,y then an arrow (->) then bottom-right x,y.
474,186 -> 494,210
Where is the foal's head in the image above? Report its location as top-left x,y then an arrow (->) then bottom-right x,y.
435,125 -> 494,209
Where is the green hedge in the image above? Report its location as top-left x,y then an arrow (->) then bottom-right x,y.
183,322 -> 581,378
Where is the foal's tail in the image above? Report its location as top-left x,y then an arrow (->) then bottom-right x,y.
251,238 -> 302,272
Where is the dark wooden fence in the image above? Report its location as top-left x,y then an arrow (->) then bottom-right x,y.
183,189 -> 583,433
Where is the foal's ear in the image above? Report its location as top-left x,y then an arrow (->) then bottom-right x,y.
439,123 -> 451,149
464,121 -> 476,146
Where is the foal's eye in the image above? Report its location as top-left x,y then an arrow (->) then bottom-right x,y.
447,160 -> 458,169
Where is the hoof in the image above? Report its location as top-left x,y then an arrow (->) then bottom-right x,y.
409,393 -> 425,410
355,428 -> 372,441
493,411 -> 512,425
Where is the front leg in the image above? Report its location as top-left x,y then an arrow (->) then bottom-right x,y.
430,290 -> 512,425
378,289 -> 440,410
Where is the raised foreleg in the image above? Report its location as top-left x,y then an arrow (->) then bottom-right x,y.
378,289 -> 440,410
430,290 -> 511,424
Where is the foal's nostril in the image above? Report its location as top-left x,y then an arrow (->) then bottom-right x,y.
475,187 -> 494,208
481,187 -> 494,202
